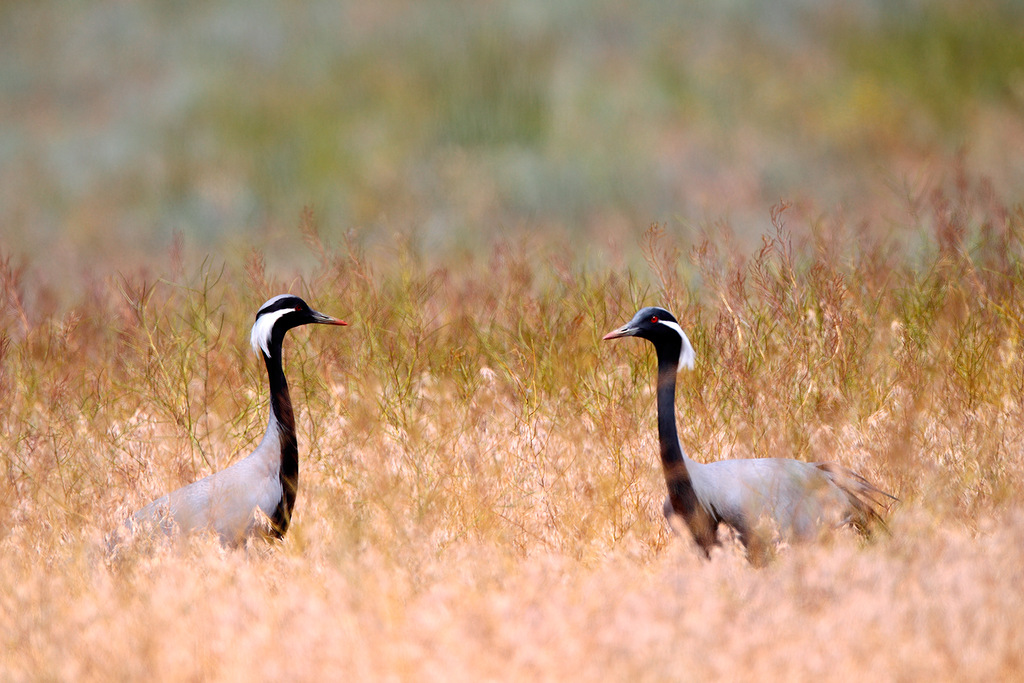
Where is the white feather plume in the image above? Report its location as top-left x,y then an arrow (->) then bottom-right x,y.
250,308 -> 292,357
657,320 -> 696,371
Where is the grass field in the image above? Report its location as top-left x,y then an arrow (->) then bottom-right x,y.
3,0 -> 1024,680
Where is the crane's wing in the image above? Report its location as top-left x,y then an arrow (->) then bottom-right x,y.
127,453 -> 283,546
692,457 -> 896,541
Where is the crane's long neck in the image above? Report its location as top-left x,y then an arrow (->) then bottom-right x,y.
263,342 -> 298,537
654,346 -> 700,518
655,348 -> 692,467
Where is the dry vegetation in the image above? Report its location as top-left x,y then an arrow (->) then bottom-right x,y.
3,174 -> 1024,679
4,0 -> 1024,679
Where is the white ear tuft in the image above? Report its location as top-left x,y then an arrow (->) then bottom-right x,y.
678,332 -> 696,371
250,308 -> 291,357
657,320 -> 696,371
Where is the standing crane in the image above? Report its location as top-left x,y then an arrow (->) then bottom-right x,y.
603,306 -> 895,565
119,294 -> 346,547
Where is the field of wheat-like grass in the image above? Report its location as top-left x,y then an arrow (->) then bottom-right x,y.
5,0 -> 1024,678
3,177 -> 1024,679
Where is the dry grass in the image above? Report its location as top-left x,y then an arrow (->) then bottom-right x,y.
3,172 -> 1024,680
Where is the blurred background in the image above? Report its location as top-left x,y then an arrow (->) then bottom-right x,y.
2,0 -> 1023,283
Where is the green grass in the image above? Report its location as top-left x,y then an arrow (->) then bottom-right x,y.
5,0 -> 1024,262
836,1 -> 1024,131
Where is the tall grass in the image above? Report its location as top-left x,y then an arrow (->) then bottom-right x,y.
2,171 -> 1024,679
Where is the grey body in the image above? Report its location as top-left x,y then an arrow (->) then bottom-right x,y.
122,294 -> 346,547
605,306 -> 895,564
129,414 -> 288,545
671,455 -> 884,542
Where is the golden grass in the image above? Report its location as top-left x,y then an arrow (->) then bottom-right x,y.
3,177 -> 1024,679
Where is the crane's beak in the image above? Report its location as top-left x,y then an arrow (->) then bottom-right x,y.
602,324 -> 635,340
311,310 -> 348,326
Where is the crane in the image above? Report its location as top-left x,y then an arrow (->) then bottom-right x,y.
604,306 -> 896,565
117,294 -> 346,547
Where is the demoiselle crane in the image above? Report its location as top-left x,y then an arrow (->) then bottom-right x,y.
120,294 -> 346,547
604,306 -> 895,565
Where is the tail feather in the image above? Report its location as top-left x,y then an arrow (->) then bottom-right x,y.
814,462 -> 898,535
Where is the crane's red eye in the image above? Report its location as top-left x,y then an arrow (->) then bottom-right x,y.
650,315 -> 659,323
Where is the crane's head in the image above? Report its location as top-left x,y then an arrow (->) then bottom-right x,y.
250,294 -> 347,357
602,306 -> 695,371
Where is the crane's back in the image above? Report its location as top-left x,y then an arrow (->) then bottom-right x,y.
690,457 -> 863,542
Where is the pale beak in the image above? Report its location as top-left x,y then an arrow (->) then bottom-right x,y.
602,325 -> 634,340
311,310 -> 348,326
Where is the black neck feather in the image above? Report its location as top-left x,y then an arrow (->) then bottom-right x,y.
264,333 -> 298,537
654,340 -> 700,519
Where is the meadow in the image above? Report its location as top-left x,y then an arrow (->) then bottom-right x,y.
3,0 -> 1024,680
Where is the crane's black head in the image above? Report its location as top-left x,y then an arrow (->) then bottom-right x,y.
250,294 -> 347,357
602,306 -> 695,370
